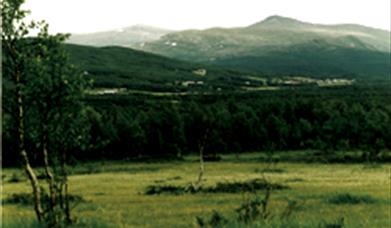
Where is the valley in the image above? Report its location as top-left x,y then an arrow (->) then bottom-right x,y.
2,4 -> 391,227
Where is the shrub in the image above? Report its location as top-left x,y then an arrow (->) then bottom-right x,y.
327,193 -> 376,205
280,200 -> 302,220
36,173 -> 47,180
195,186 -> 302,227
196,210 -> 228,228
285,178 -> 305,183
206,179 -> 289,193
320,217 -> 345,228
4,193 -> 86,206
144,179 -> 289,195
144,185 -> 186,195
236,188 -> 271,224
8,173 -> 22,183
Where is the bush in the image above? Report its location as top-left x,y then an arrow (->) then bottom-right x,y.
206,179 -> 289,193
37,173 -> 47,180
196,210 -> 228,228
144,179 -> 289,195
2,217 -> 112,228
285,178 -> 305,183
144,185 -> 186,195
236,190 -> 271,224
196,186 -> 303,227
4,193 -> 86,206
320,217 -> 345,228
8,173 -> 22,183
327,193 -> 376,205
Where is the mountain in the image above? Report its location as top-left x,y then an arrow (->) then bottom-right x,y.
68,25 -> 172,48
142,16 -> 391,79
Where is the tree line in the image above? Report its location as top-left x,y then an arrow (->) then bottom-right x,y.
4,87 -> 391,165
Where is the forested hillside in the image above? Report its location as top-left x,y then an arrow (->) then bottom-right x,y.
65,44 -> 250,92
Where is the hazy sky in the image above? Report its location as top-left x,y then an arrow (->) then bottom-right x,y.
23,0 -> 391,34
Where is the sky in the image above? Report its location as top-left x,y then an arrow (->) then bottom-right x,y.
23,0 -> 391,34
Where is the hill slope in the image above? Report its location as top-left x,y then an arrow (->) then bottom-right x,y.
68,25 -> 172,48
65,44 -> 251,92
142,16 -> 390,79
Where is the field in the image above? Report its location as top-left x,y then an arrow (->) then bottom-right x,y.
2,153 -> 390,228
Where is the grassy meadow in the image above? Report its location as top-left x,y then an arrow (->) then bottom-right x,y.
2,153 -> 390,228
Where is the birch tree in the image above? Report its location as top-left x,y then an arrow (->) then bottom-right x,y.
2,0 -> 89,225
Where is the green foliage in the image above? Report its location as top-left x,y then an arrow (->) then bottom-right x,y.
144,179 -> 289,195
320,217 -> 345,228
4,193 -> 85,206
2,0 -> 90,226
208,179 -> 289,193
196,181 -> 300,227
2,0 -> 91,165
196,211 -> 229,228
24,38 -> 91,158
8,173 -> 22,183
327,193 -> 376,205
235,190 -> 271,224
144,185 -> 187,195
6,84 -> 391,164
3,218 -> 113,228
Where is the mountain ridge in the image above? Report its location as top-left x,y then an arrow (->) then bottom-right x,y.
68,25 -> 172,47
139,15 -> 390,79
66,15 -> 390,79
248,15 -> 390,32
